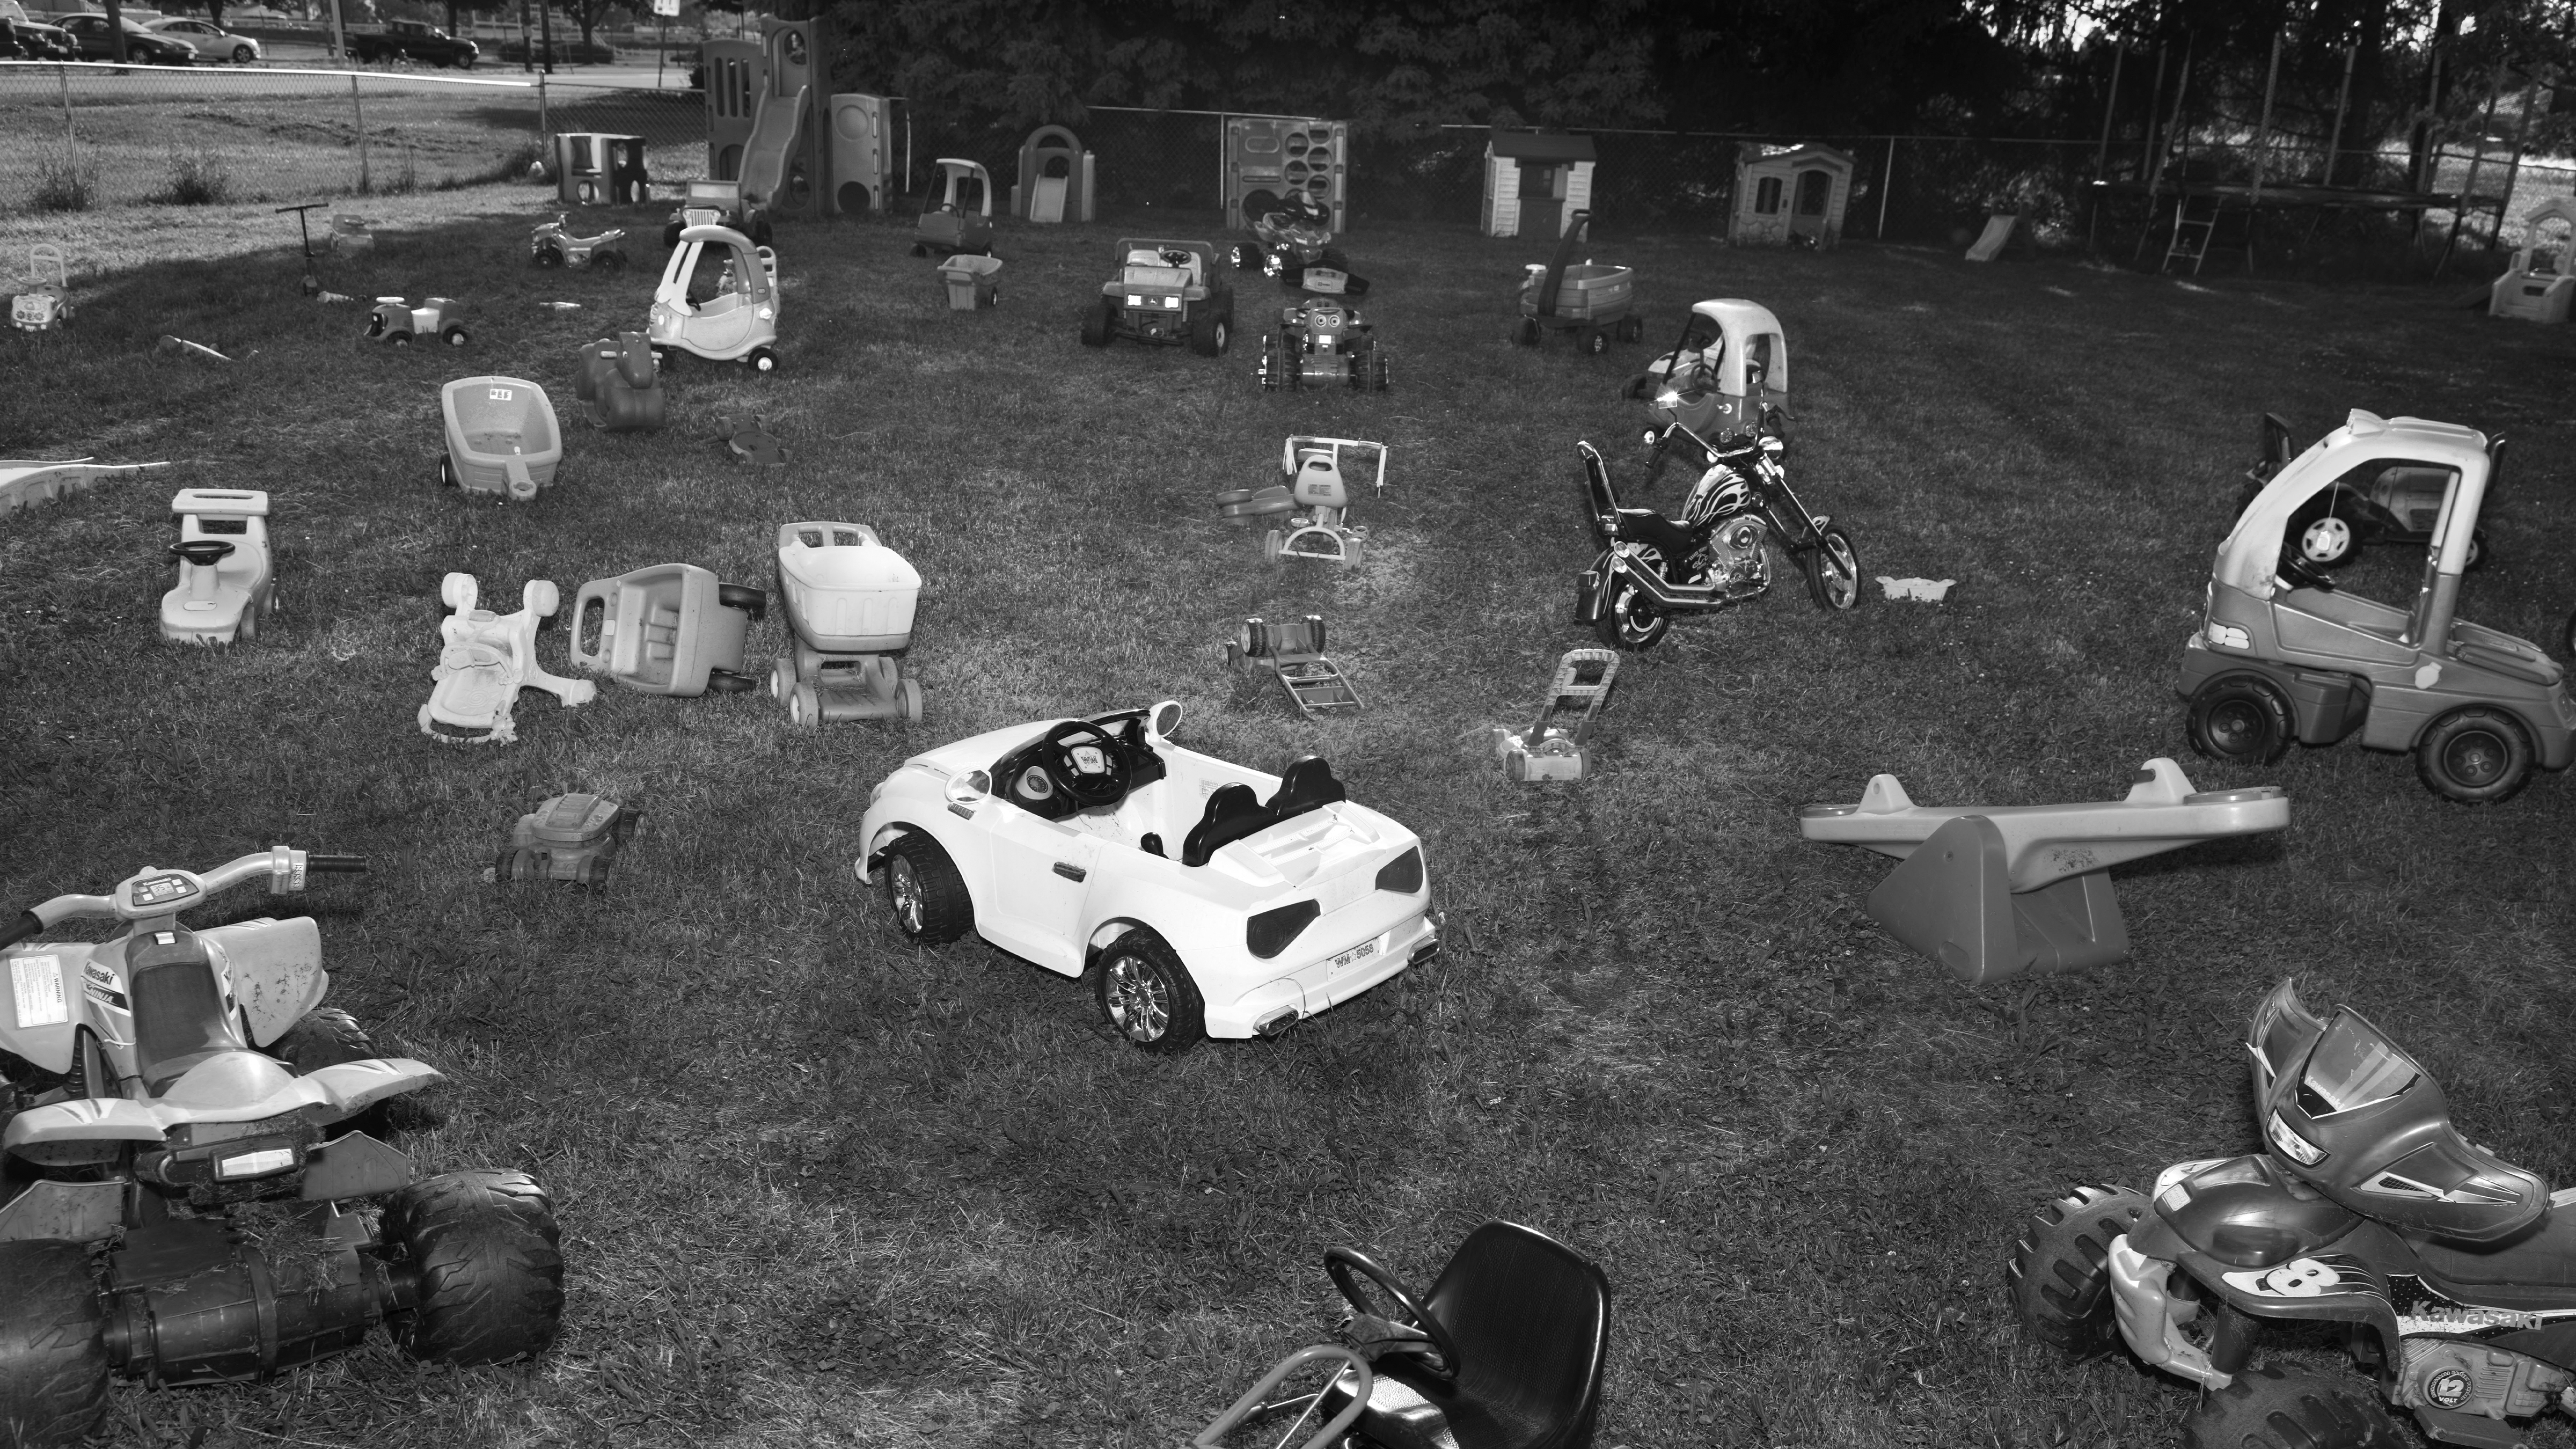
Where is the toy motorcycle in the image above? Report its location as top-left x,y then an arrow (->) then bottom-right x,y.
0,850 -> 565,1444
531,214 -> 628,270
2012,978 -> 2576,1449
1572,422 -> 1862,650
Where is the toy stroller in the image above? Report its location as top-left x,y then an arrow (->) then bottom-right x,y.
1214,436 -> 1387,566
1494,649 -> 1619,781
1225,616 -> 1361,716
770,522 -> 923,726
9,244 -> 72,332
419,574 -> 596,745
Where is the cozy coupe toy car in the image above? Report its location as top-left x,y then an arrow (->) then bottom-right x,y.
1626,299 -> 1789,463
1080,238 -> 1233,355
1260,295 -> 1387,392
651,224 -> 780,371
2236,411 -> 2492,572
531,215 -> 628,270
855,701 -> 1438,1052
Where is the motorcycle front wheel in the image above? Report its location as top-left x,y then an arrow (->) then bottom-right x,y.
1593,578 -> 1670,651
1803,524 -> 1862,612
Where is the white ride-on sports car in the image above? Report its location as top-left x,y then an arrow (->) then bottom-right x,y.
855,701 -> 1440,1051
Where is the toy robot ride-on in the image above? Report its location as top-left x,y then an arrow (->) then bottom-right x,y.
770,522 -> 923,726
1081,239 -> 1234,354
159,488 -> 277,646
651,224 -> 780,372
0,850 -> 564,1448
365,296 -> 467,347
1214,436 -> 1387,566
1260,295 -> 1387,392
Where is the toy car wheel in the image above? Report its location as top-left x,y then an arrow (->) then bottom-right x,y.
493,847 -> 521,883
1257,333 -> 1282,389
1578,325 -> 1608,356
534,247 -> 564,269
1262,529 -> 1284,566
909,242 -> 927,258
662,222 -> 683,249
789,683 -> 821,728
1231,243 -> 1257,270
1594,580 -> 1670,651
899,678 -> 924,722
1371,349 -> 1389,392
233,603 -> 258,644
2416,707 -> 2535,804
439,456 -> 458,488
2007,1184 -> 2148,1357
716,582 -> 766,620
2562,608 -> 2576,666
270,1005 -> 379,1076
880,833 -> 971,942
2178,1363 -> 2402,1449
381,1168 -> 566,1366
650,346 -> 675,371
769,655 -> 796,701
1512,317 -> 1541,346
2291,513 -> 2355,566
2186,674 -> 2294,765
2464,529 -> 2490,572
747,347 -> 777,374
1619,314 -> 1645,342
1080,298 -> 1111,348
749,216 -> 773,247
595,251 -> 625,273
0,1240 -> 110,1447
580,858 -> 610,890
1803,525 -> 1862,612
388,331 -> 412,347
443,325 -> 469,347
706,668 -> 758,694
1095,930 -> 1206,1053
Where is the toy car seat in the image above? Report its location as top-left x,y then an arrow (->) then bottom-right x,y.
1270,757 -> 1346,814
1183,784 -> 1266,867
125,929 -> 267,1093
1580,443 -> 1702,561
1123,248 -> 1198,289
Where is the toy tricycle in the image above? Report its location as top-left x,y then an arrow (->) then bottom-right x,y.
0,848 -> 564,1445
570,332 -> 665,433
2237,411 -> 2491,573
1494,649 -> 1620,780
1230,191 -> 1366,294
439,376 -> 563,502
9,243 -> 72,332
495,793 -> 639,889
531,214 -> 628,270
1624,299 -> 1789,473
910,157 -> 993,258
662,177 -> 770,250
1214,435 -> 1386,566
159,488 -> 277,646
419,573 -> 597,745
367,295 -> 468,347
770,522 -> 923,726
1081,239 -> 1234,354
569,561 -> 766,696
1513,209 -> 1641,354
651,224 -> 780,372
1258,296 -> 1387,392
2179,408 -> 2568,803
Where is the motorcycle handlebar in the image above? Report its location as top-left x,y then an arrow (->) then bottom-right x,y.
3,848 -> 367,945
307,855 -> 369,875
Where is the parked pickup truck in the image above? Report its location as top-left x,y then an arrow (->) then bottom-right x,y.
346,18 -> 475,66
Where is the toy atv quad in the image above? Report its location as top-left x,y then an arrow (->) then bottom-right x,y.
2177,409 -> 2568,803
1259,296 -> 1387,392
2237,411 -> 2492,573
2012,978 -> 2576,1449
1081,239 -> 1233,355
531,214 -> 628,270
662,178 -> 771,250
495,793 -> 638,888
366,295 -> 467,348
1231,192 -> 1366,295
0,848 -> 564,1446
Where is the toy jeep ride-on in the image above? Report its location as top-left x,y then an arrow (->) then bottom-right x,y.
1080,239 -> 1233,355
2179,409 -> 2570,803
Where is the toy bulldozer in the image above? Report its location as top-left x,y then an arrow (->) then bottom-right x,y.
1225,615 -> 1360,716
1493,649 -> 1619,780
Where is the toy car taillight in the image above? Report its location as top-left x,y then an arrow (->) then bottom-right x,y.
1374,848 -> 1423,894
1247,900 -> 1320,958
216,1145 -> 298,1180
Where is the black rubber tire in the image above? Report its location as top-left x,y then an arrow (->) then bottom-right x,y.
1189,305 -> 1224,357
1578,325 -> 1607,356
2179,1363 -> 2407,1449
2287,507 -> 2358,567
595,250 -> 625,273
880,833 -> 972,944
2464,529 -> 2490,572
910,241 -> 927,258
1080,297 -> 1111,348
2560,606 -> 2576,665
1803,524 -> 1862,612
716,583 -> 766,620
1094,929 -> 1206,1054
2187,673 -> 2295,765
270,1006 -> 377,1072
2007,1184 -> 2149,1358
380,1169 -> 565,1366
747,347 -> 777,374
705,667 -> 758,694
749,215 -> 772,247
580,858 -> 610,890
533,247 -> 564,269
1593,576 -> 1670,651
662,221 -> 682,249
2416,707 -> 2535,804
1512,316 -> 1541,346
0,1241 -> 108,1448
494,847 -> 520,883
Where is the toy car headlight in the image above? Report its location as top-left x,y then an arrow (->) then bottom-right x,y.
1246,901 -> 1320,959
1162,295 -> 1181,310
1125,294 -> 1145,308
1655,390 -> 1682,408
2266,1110 -> 2327,1166
1315,333 -> 1335,348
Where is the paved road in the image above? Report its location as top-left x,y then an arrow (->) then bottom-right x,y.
0,54 -> 689,94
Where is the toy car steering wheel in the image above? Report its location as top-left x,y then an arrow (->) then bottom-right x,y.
1041,720 -> 1129,808
170,539 -> 236,567
2277,544 -> 2337,594
1326,1246 -> 1462,1384
1159,248 -> 1193,268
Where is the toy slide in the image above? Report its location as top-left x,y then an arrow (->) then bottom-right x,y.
1965,213 -> 2018,262
1029,173 -> 1068,224
736,82 -> 808,210
1799,759 -> 2288,984
1,458 -> 168,516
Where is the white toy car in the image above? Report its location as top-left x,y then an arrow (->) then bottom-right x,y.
855,701 -> 1440,1052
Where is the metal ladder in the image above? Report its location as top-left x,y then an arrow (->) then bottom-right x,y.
2162,193 -> 2223,274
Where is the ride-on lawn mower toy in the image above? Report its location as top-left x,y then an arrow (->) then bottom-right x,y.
1191,1221 -> 1610,1449
1214,435 -> 1386,567
366,296 -> 467,348
159,488 -> 277,646
1624,299 -> 1789,473
857,700 -> 1440,1052
2177,409 -> 2568,804
530,215 -> 628,271
1230,191 -> 1367,295
9,244 -> 73,332
1574,426 -> 1861,650
1513,209 -> 1641,354
569,561 -> 766,696
910,158 -> 993,258
419,574 -> 597,745
439,376 -> 562,502
1081,239 -> 1234,355
1225,616 -> 1362,716
770,522 -> 923,726
651,224 -> 780,372
662,178 -> 770,250
0,849 -> 565,1447
1259,295 -> 1387,392
2012,978 -> 2576,1449
570,332 -> 665,433
1494,649 -> 1620,781
2237,411 -> 2493,574
494,793 -> 639,889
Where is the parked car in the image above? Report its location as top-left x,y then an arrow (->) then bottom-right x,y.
494,34 -> 614,65
346,17 -> 476,66
58,12 -> 197,63
2,14 -> 78,57
147,14 -> 259,62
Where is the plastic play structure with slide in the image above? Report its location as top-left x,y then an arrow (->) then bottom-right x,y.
698,18 -> 904,220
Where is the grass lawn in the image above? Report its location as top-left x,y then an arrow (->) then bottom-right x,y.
3,182 -> 2574,1449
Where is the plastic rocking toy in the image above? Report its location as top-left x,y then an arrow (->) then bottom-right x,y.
419,574 -> 597,745
569,333 -> 665,433
159,489 -> 277,646
1494,649 -> 1619,781
770,522 -> 924,726
1214,436 -> 1387,566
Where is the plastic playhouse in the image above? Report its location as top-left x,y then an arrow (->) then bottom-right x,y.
1225,615 -> 1362,716
1514,209 -> 1641,352
1631,299 -> 1789,445
912,158 -> 993,258
1494,649 -> 1620,780
159,488 -> 277,646
1013,125 -> 1094,223
652,225 -> 780,371
1,457 -> 167,516
419,573 -> 597,745
1800,758 -> 2289,983
2489,197 -> 2576,324
497,793 -> 639,889
1082,239 -> 1233,354
569,562 -> 767,696
938,254 -> 1002,310
1213,436 -> 1387,566
367,295 -> 467,347
9,244 -> 71,332
439,376 -> 563,502
531,215 -> 628,270
570,333 -> 665,433
770,522 -> 923,726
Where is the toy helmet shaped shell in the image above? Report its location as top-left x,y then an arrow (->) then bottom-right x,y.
2247,978 -> 2546,1243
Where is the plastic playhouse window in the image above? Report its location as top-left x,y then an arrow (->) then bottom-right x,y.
2300,1012 -> 2420,1114
1795,170 -> 1831,216
1754,176 -> 1783,215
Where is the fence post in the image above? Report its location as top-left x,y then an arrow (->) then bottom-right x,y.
1877,136 -> 1895,240
56,61 -> 76,162
538,72 -> 550,143
350,75 -> 371,193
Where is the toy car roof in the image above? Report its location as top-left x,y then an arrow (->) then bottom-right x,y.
1688,298 -> 1785,334
2218,409 -> 2492,597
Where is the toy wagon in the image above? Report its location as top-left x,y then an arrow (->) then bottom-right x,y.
438,376 -> 562,503
1513,210 -> 1641,353
569,561 -> 766,696
938,253 -> 1002,310
771,521 -> 923,726
496,792 -> 639,889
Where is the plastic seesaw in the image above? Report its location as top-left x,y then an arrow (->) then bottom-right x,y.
1798,759 -> 2288,985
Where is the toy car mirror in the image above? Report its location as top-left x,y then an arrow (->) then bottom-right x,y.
945,770 -> 989,804
1148,699 -> 1183,743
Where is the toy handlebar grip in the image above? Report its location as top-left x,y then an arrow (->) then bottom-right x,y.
0,910 -> 42,952
306,855 -> 368,875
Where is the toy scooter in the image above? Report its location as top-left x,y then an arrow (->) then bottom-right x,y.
159,488 -> 277,645
531,215 -> 628,270
9,244 -> 73,331
0,849 -> 564,1443
1572,425 -> 1861,650
2014,978 -> 2576,1449
770,522 -> 923,726
367,295 -> 468,347
651,224 -> 780,372
1493,649 -> 1619,780
1214,436 -> 1386,566
419,573 -> 597,745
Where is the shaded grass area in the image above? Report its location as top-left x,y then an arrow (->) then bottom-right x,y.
3,203 -> 2575,1449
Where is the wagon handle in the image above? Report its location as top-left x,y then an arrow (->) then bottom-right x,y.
503,457 -> 538,501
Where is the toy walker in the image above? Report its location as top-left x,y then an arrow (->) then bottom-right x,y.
419,573 -> 597,745
1225,616 -> 1361,716
1214,436 -> 1386,566
496,793 -> 638,889
439,376 -> 563,502
531,215 -> 629,270
770,522 -> 923,726
1493,649 -> 1619,780
367,295 -> 468,347
1512,209 -> 1641,353
159,488 -> 277,646
569,562 -> 767,696
9,244 -> 72,332
570,332 -> 665,432
910,158 -> 993,258
651,224 -> 780,372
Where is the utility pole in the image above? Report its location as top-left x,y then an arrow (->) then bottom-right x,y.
519,0 -> 532,72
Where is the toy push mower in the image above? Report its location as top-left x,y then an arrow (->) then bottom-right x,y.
569,561 -> 767,696
495,793 -> 639,889
651,224 -> 781,372
1513,209 -> 1641,354
159,488 -> 278,646
770,522 -> 923,726
1081,239 -> 1234,354
1259,296 -> 1387,392
0,849 -> 564,1448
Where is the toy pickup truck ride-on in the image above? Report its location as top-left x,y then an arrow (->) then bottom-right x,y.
1260,295 -> 1387,392
1080,239 -> 1234,355
2178,409 -> 2570,804
2238,411 -> 2492,573
346,18 -> 477,67
662,179 -> 771,250
856,701 -> 1439,1053
0,850 -> 563,1448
